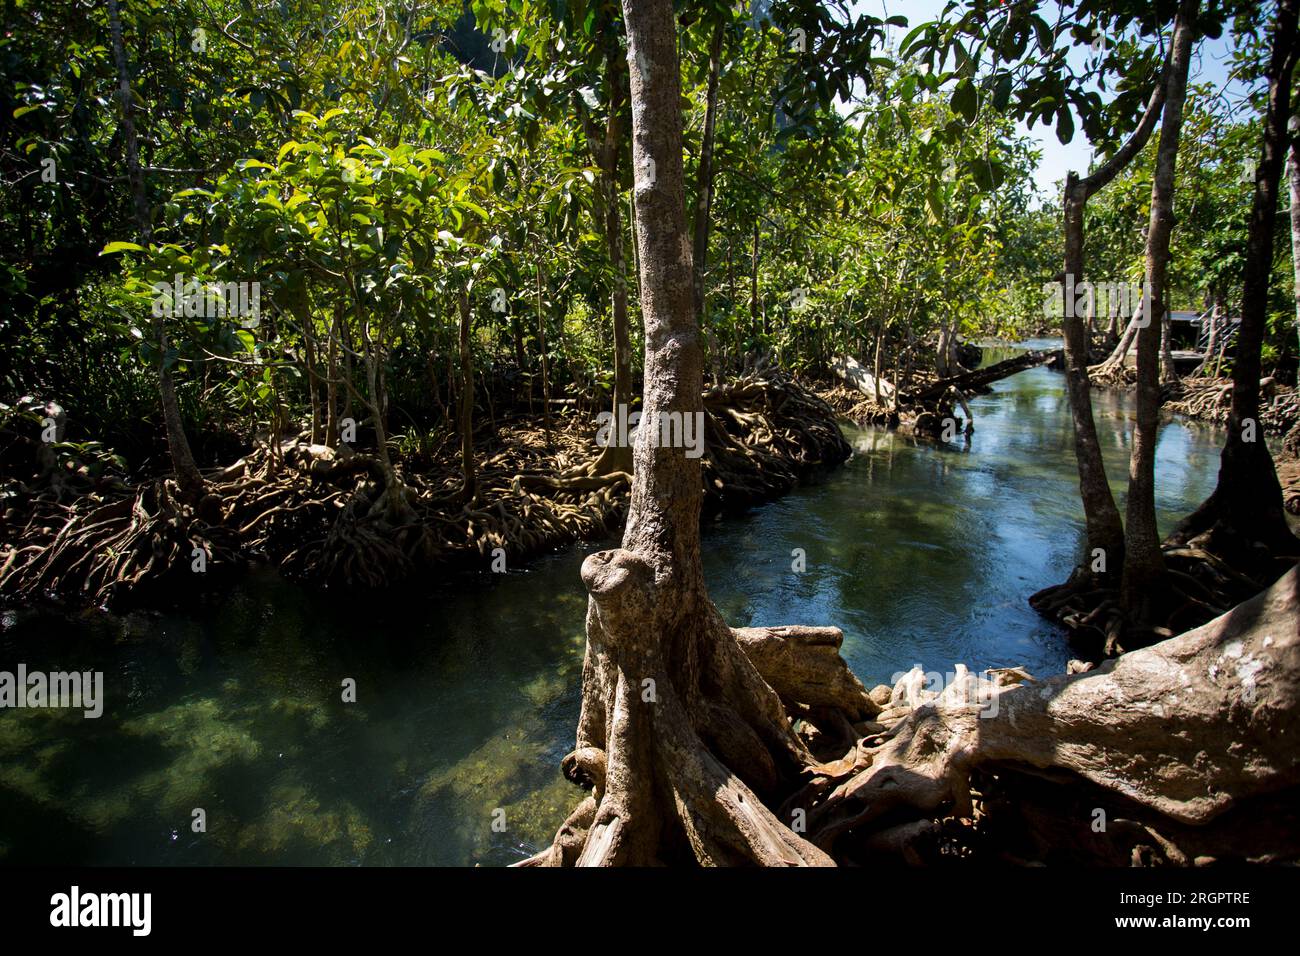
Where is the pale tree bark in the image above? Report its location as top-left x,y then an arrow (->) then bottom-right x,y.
590,37 -> 633,475
108,0 -> 204,500
1172,0 -> 1300,556
1193,294 -> 1221,377
934,321 -> 950,377
1095,294 -> 1146,372
1104,292 -> 1121,344
1289,129 -> 1300,352
1121,0 -> 1198,617
457,292 -> 476,502
693,17 -> 726,385
522,0 -> 841,867
1058,73 -> 1167,575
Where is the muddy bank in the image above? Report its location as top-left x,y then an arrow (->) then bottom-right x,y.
0,374 -> 849,609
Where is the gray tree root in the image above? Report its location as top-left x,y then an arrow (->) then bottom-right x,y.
793,566 -> 1300,864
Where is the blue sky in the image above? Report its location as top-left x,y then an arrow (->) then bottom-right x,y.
853,0 -> 1258,201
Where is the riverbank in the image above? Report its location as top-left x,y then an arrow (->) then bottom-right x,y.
0,374 -> 849,609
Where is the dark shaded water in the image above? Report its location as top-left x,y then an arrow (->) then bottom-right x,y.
0,341 -> 1227,866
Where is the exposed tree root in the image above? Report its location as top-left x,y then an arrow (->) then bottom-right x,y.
816,380 -> 975,441
1280,457 -> 1300,516
1028,531 -> 1294,658
0,477 -> 239,606
525,552 -> 1300,866
1088,359 -> 1137,388
1165,375 -> 1298,433
1,375 -> 848,607
701,373 -> 850,507
792,567 -> 1300,865
516,548 -> 874,867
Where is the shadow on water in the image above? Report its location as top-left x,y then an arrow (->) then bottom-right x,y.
0,339 -> 1226,866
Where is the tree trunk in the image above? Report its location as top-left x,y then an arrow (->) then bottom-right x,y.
510,311 -> 526,379
1062,175 -> 1127,571
750,221 -> 760,342
1105,292 -> 1121,345
1289,136 -> 1300,353
326,305 -> 340,445
872,314 -> 887,406
457,291 -> 476,502
1160,305 -> 1178,385
1121,0 -> 1198,617
1096,297 -> 1144,371
592,43 -> 633,475
108,0 -> 204,500
536,265 -> 553,443
360,319 -> 402,511
1195,296 -> 1220,377
1171,0 -> 1300,556
523,0 -> 834,867
693,18 -> 726,385
296,287 -> 323,445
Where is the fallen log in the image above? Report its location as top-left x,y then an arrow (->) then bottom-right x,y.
829,355 -> 896,403
903,349 -> 1060,403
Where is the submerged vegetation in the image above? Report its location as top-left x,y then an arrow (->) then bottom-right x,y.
1,0 -> 1299,872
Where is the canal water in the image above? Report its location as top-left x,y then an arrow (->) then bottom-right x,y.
0,341 -> 1228,866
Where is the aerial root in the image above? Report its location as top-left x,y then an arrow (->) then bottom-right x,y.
1027,536 -> 1282,657
1,375 -> 848,606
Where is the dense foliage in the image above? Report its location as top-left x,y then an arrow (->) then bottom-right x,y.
0,0 -> 1294,478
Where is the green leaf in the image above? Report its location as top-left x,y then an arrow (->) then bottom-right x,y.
101,241 -> 145,255
992,74 -> 1013,112
951,80 -> 977,123
1055,105 -> 1075,145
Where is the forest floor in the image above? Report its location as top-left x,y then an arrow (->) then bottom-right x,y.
0,373 -> 849,609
